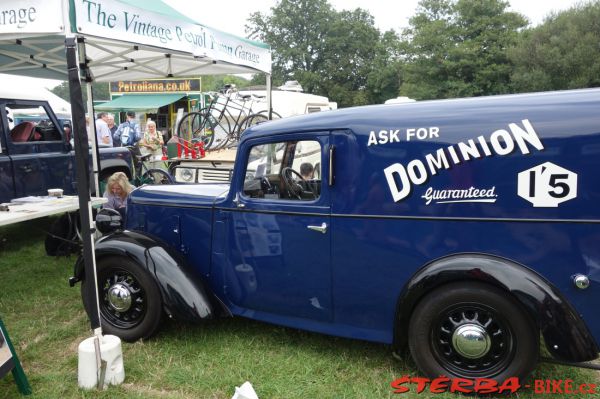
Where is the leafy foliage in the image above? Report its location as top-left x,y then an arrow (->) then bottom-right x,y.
50,81 -> 110,109
509,1 -> 600,92
365,31 -> 405,105
201,75 -> 253,92
246,0 -> 395,107
399,0 -> 527,100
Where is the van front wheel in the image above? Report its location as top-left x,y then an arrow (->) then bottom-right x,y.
81,256 -> 162,341
408,282 -> 537,381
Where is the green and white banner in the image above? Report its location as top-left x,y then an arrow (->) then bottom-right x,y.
73,0 -> 271,73
0,0 -> 64,35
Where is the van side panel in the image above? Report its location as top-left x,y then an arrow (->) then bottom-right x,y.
127,188 -> 217,282
330,91 -> 600,345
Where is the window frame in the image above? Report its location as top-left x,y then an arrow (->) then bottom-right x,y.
236,133 -> 330,207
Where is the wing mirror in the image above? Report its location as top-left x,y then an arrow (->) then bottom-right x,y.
95,208 -> 123,234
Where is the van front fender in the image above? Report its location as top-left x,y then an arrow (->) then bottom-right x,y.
394,254 -> 599,363
74,231 -> 223,322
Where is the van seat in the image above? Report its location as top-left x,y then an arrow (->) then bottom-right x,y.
10,122 -> 36,142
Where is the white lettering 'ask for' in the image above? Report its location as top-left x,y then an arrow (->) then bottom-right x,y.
368,127 -> 440,146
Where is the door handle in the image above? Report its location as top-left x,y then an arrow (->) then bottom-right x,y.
307,222 -> 327,234
19,164 -> 33,173
233,193 -> 245,208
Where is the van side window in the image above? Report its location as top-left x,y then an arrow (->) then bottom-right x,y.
6,104 -> 62,143
243,140 -> 321,201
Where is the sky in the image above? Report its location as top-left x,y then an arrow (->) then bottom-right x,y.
2,0 -> 583,91
162,0 -> 583,37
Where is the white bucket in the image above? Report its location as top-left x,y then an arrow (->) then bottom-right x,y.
77,334 -> 125,389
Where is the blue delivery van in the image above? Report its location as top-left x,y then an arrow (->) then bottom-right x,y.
73,88 -> 600,382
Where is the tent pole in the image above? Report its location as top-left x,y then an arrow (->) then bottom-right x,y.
266,74 -> 272,120
75,37 -> 101,196
65,37 -> 103,335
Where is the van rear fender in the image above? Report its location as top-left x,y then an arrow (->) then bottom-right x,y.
394,254 -> 599,362
74,231 -> 227,321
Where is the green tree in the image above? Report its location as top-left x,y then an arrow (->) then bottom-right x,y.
200,75 -> 252,92
50,81 -> 111,110
400,0 -> 526,100
246,0 -> 394,107
365,30 -> 405,104
509,1 -> 600,92
246,0 -> 334,90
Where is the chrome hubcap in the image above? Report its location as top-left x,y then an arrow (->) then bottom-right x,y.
107,283 -> 132,312
451,324 -> 491,359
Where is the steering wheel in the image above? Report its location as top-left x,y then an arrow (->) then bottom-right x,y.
281,167 -> 310,199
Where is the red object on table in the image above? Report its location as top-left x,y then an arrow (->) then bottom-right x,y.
176,139 -> 205,159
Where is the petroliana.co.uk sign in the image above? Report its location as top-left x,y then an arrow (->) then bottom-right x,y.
110,79 -> 201,94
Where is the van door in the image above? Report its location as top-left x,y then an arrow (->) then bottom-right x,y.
2,100 -> 73,201
219,134 -> 331,322
0,117 -> 16,201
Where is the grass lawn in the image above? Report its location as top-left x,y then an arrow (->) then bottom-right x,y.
0,218 -> 598,398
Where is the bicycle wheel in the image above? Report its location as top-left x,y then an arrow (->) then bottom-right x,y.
257,110 -> 282,120
178,109 -> 230,150
141,169 -> 174,184
237,113 -> 270,139
205,108 -> 232,150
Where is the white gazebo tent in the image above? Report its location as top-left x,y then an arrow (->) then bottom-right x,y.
0,0 -> 271,389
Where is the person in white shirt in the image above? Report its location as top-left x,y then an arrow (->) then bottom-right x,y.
95,112 -> 112,146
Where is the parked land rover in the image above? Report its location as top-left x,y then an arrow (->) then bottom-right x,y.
0,91 -> 132,202
75,89 -> 600,382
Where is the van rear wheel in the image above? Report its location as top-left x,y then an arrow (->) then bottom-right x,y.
407,282 -> 537,381
81,256 -> 162,341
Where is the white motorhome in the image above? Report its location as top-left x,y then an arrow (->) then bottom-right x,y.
239,87 -> 337,117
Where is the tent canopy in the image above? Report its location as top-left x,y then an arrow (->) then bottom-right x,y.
0,0 -> 271,82
95,93 -> 186,112
0,0 -> 272,334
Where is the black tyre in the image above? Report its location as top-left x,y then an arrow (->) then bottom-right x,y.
235,113 -> 270,142
257,110 -> 282,120
45,212 -> 80,256
81,256 -> 162,341
141,169 -> 173,184
408,282 -> 538,381
177,109 -> 230,150
177,111 -> 213,148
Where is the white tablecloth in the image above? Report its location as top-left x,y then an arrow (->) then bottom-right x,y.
0,196 -> 107,227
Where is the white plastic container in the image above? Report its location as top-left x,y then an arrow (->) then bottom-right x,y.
231,381 -> 259,399
47,188 -> 63,197
77,334 -> 124,389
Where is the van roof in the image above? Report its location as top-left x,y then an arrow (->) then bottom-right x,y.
242,88 -> 600,140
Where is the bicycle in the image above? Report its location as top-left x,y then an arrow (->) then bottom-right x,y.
126,146 -> 174,185
178,85 -> 281,150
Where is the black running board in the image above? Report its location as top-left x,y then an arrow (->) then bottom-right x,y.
540,357 -> 600,370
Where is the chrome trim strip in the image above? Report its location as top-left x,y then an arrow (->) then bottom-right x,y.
216,207 -> 600,224
131,202 -> 600,224
131,200 -> 212,210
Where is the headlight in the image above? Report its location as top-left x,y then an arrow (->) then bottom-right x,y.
176,167 -> 196,183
